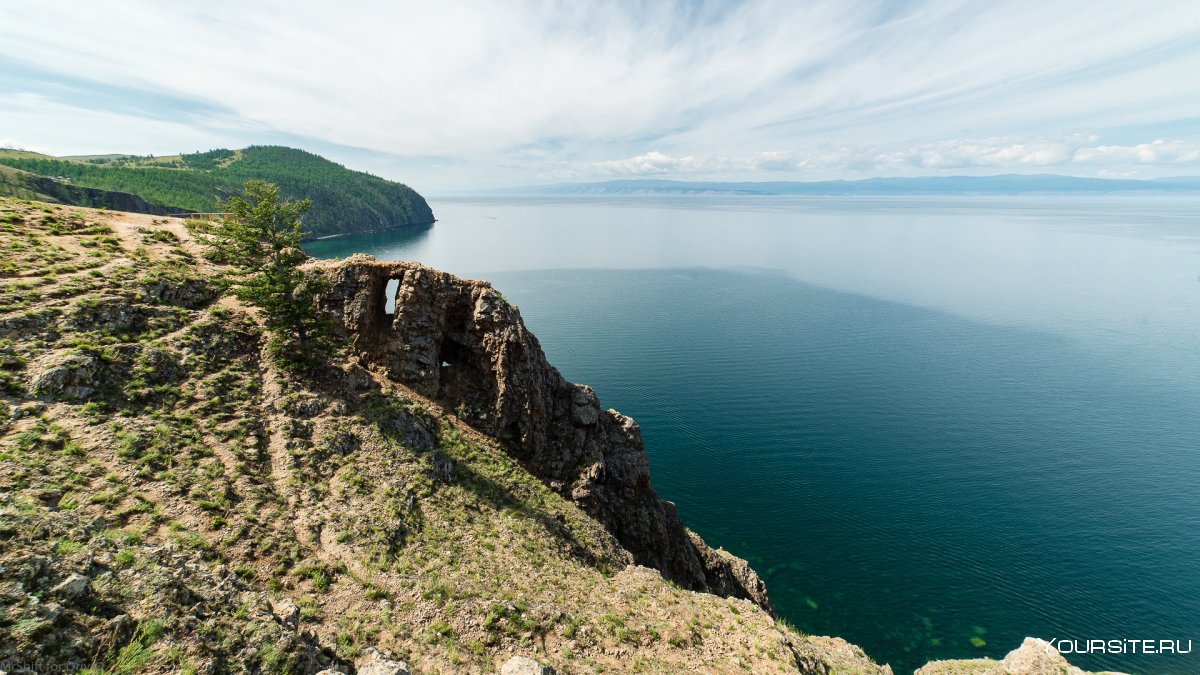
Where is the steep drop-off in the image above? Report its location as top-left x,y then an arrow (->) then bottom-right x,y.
0,198 -> 1120,673
310,256 -> 771,610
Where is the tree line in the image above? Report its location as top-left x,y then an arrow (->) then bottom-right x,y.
0,146 -> 433,237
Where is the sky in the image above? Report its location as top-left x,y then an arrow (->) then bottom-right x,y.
1,1 -> 1199,192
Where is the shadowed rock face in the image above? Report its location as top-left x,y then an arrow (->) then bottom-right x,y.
311,254 -> 772,611
23,174 -> 185,215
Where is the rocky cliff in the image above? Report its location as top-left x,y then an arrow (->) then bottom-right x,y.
309,255 -> 771,611
0,198 -> 1120,673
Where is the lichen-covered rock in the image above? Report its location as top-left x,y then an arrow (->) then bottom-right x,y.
309,255 -> 771,610
139,275 -> 217,309
64,294 -> 152,333
30,350 -> 103,400
0,308 -> 61,342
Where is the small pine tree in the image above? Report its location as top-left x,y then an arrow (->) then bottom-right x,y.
189,179 -> 330,367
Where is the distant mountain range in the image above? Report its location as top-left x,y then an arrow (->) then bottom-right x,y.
493,174 -> 1200,196
0,146 -> 434,237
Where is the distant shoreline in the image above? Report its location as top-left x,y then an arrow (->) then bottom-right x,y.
460,173 -> 1200,198
301,219 -> 436,242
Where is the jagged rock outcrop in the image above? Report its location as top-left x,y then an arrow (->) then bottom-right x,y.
916,638 -> 1129,675
787,633 -> 894,674
310,254 -> 772,610
29,350 -> 106,400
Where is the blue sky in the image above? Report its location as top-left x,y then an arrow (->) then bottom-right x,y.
1,1 -> 1199,192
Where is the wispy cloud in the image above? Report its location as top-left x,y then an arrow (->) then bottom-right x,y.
581,151 -> 806,177
1,1 -> 1198,188
555,136 -> 1200,181
1073,140 -> 1200,166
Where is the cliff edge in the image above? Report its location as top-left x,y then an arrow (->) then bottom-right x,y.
0,198 -> 1116,673
309,255 -> 770,611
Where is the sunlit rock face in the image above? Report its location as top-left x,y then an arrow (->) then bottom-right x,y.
310,254 -> 771,610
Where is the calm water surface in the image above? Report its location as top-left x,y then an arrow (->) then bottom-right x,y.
307,196 -> 1200,674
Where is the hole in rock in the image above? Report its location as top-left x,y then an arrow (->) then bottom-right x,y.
384,278 -> 399,315
436,334 -> 470,399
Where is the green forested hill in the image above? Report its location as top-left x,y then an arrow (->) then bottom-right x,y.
0,146 -> 434,237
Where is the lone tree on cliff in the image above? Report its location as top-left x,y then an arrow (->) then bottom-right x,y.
188,179 -> 331,366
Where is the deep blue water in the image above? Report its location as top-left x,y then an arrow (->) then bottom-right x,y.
306,196 -> 1200,674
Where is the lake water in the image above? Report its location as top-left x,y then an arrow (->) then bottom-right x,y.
306,196 -> 1200,674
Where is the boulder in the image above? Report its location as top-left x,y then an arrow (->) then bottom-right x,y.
356,648 -> 410,675
30,351 -> 102,400
269,597 -> 299,632
500,655 -> 555,675
50,573 -> 89,600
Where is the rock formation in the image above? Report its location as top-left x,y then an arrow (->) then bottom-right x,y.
0,199 -> 1134,673
310,254 -> 772,610
917,637 -> 1129,675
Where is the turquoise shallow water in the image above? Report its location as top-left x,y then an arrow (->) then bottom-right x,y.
307,196 -> 1200,674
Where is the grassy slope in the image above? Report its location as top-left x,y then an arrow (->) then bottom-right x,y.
0,165 -> 44,201
0,147 -> 435,238
0,198 -> 889,673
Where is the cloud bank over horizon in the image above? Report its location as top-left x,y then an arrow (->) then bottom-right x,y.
1,1 -> 1199,190
562,136 -> 1200,181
